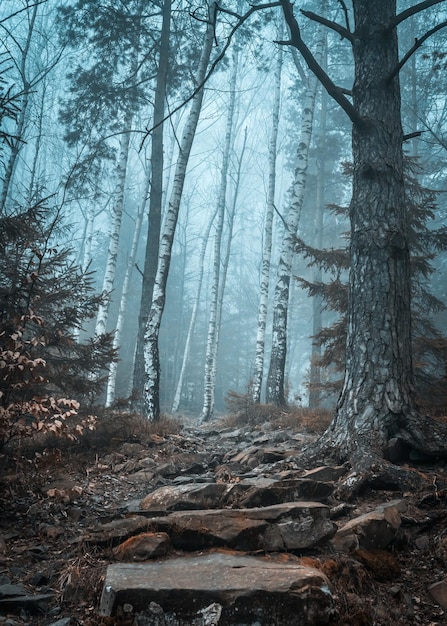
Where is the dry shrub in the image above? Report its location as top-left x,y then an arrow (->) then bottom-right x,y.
77,410 -> 182,450
223,389 -> 332,433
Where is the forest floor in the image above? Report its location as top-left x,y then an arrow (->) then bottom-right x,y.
1,409 -> 447,625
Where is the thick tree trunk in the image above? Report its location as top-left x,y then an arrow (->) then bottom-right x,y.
326,0 -> 414,458
143,4 -> 216,420
252,41 -> 282,404
265,36 -> 323,406
279,0 -> 447,496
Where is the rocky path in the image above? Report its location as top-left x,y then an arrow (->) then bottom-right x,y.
1,417 -> 447,625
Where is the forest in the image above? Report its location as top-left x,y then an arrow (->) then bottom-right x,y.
1,0 -> 447,477
4,2 -> 447,624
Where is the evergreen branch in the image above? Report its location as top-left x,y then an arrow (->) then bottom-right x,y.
391,0 -> 446,29
300,9 -> 353,42
388,20 -> 447,82
140,1 -> 281,149
278,0 -> 362,127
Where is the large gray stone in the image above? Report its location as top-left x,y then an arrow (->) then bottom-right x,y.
227,477 -> 333,508
148,502 -> 335,552
140,483 -> 232,512
99,553 -> 333,624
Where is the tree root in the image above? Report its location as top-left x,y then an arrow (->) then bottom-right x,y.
295,412 -> 447,500
333,451 -> 436,500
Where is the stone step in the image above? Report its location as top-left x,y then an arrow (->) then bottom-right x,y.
100,552 -> 333,624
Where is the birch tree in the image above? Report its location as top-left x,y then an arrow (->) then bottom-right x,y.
143,3 -> 217,420
94,115 -> 133,337
252,40 -> 283,404
133,0 -> 172,407
265,28 -> 325,406
171,208 -> 218,413
201,40 -> 240,422
308,55 -> 328,409
105,169 -> 148,406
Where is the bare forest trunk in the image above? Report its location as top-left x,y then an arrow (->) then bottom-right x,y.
143,3 -> 216,420
133,0 -> 171,409
105,170 -> 148,406
328,0 -> 414,456
171,208 -> 218,413
200,41 -> 239,422
94,115 -> 132,337
308,65 -> 327,409
265,34 -> 324,406
252,41 -> 283,404
0,4 -> 38,214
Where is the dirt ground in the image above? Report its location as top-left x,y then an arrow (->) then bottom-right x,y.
1,413 -> 447,625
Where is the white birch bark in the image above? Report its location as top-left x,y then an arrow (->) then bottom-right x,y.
308,63 -> 327,409
133,0 -> 171,405
143,4 -> 217,420
171,208 -> 218,413
200,42 -> 239,423
252,42 -> 283,404
94,117 -> 132,337
265,34 -> 325,406
105,170 -> 148,406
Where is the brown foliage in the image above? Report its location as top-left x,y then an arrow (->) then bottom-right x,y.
223,390 -> 332,433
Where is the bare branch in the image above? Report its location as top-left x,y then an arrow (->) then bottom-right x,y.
290,48 -> 307,82
0,1 -> 47,25
388,20 -> 447,82
337,0 -> 351,33
140,1 -> 282,148
279,0 -> 362,127
403,130 -> 424,142
391,0 -> 446,29
300,9 -> 353,42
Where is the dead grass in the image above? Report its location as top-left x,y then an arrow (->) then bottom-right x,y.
221,392 -> 332,434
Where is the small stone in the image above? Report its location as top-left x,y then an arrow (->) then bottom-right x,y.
428,580 -> 447,610
414,535 -> 430,550
113,532 -> 171,561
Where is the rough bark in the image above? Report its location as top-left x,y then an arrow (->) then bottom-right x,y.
283,0 -> 447,494
143,3 -> 216,420
327,0 -> 414,456
252,41 -> 282,404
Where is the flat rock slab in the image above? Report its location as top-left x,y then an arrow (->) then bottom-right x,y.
140,483 -> 232,512
100,553 -> 333,624
149,502 -> 335,551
